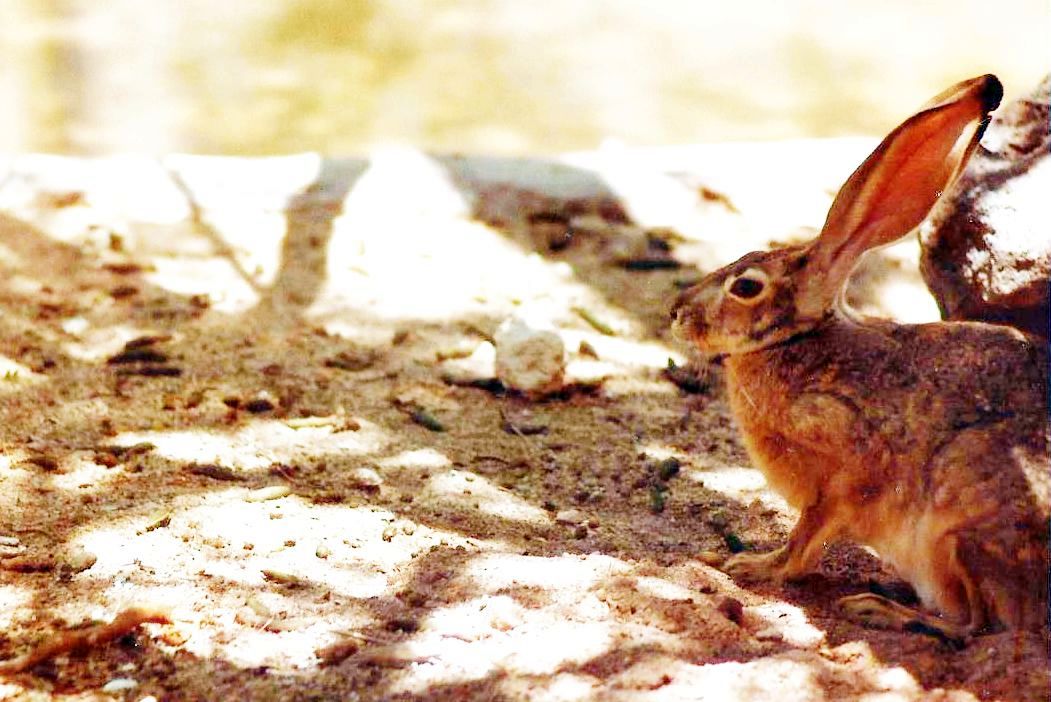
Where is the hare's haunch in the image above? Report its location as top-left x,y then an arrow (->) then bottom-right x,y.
674,74 -> 1048,640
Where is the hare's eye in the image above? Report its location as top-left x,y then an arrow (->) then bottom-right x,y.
729,277 -> 764,299
723,269 -> 770,303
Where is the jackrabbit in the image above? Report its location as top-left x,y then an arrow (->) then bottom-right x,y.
673,74 -> 1048,640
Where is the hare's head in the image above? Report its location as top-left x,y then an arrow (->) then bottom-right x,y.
673,243 -> 820,354
674,74 -> 1002,356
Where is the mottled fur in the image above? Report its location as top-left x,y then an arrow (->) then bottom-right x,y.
674,75 -> 1049,637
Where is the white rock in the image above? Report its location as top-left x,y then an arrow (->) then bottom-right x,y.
494,317 -> 566,394
349,467 -> 383,490
442,341 -> 497,383
555,509 -> 586,525
101,678 -> 139,693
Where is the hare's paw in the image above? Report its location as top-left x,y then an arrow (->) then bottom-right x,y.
837,593 -> 967,647
723,547 -> 790,584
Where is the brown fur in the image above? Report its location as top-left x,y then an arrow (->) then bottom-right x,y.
725,318 -> 1048,631
673,74 -> 1049,635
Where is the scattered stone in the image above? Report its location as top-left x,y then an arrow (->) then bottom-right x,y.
408,407 -> 446,432
143,509 -> 172,532
316,543 -> 332,559
244,393 -> 276,413
245,594 -> 273,618
245,485 -> 292,503
107,348 -> 168,365
706,509 -> 730,532
440,341 -> 498,387
115,365 -> 183,377
500,409 -> 549,436
186,463 -> 242,481
754,628 -> 784,643
317,639 -> 361,666
654,457 -> 682,481
494,317 -> 566,395
697,550 -> 725,567
715,595 -> 744,625
0,537 -> 26,560
325,348 -> 379,371
22,454 -> 58,472
100,678 -> 139,694
577,340 -> 599,359
58,549 -> 97,579
386,618 -> 419,634
0,556 -> 54,573
286,414 -> 361,432
920,74 -> 1050,339
349,467 -> 383,492
261,569 -> 306,587
555,509 -> 586,525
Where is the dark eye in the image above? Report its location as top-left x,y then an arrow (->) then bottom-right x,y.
728,276 -> 765,299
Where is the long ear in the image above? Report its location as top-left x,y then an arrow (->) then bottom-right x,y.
798,74 -> 1002,316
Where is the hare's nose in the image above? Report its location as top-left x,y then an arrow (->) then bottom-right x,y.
670,286 -> 709,340
672,283 -> 718,319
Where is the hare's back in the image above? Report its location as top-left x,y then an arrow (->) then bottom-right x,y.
772,318 -> 1047,426
893,320 -> 1046,405
748,318 -> 1048,478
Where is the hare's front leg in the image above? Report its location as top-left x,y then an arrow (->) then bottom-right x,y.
724,500 -> 839,584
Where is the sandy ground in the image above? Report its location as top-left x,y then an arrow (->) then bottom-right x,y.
0,147 -> 1046,701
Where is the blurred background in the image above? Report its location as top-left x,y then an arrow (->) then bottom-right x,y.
0,0 -> 1046,155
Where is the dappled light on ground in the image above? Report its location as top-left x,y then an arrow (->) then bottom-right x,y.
0,149 -> 1044,700
113,419 -> 388,472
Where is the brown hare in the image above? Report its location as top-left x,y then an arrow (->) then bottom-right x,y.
673,74 -> 1049,642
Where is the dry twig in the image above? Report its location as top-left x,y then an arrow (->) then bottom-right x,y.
0,606 -> 171,674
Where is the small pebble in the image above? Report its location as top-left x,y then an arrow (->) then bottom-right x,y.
577,340 -> 599,359
350,467 -> 383,491
697,550 -> 725,567
100,678 -> 138,693
261,569 -> 306,586
244,397 -> 275,413
715,595 -> 744,625
555,509 -> 585,525
317,639 -> 361,666
409,407 -> 445,432
143,509 -> 172,532
245,485 -> 292,502
655,457 -> 682,481
245,594 -> 273,618
61,549 -> 97,575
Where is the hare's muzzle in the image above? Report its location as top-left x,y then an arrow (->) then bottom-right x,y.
670,284 -> 712,346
